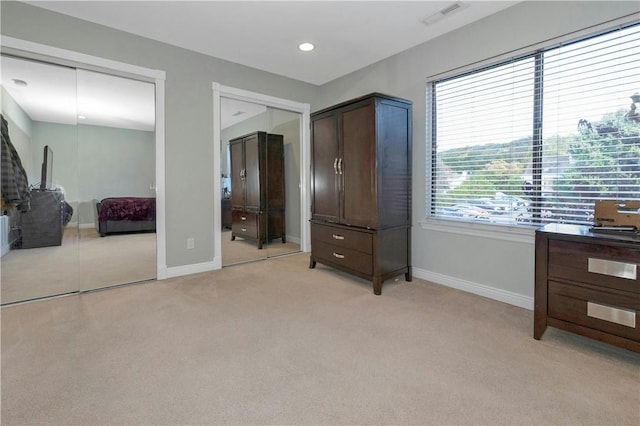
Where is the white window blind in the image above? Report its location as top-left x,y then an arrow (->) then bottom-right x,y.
429,23 -> 640,227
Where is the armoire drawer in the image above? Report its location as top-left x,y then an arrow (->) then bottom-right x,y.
312,240 -> 373,276
548,280 -> 639,341
232,210 -> 257,238
548,239 -> 640,293
311,223 -> 372,254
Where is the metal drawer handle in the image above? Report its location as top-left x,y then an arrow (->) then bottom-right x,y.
241,216 -> 247,221
588,258 -> 636,280
333,158 -> 338,175
332,234 -> 345,240
332,252 -> 345,259
587,302 -> 636,328
241,228 -> 247,232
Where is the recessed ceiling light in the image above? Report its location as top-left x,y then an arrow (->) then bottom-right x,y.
298,42 -> 315,52
12,79 -> 28,86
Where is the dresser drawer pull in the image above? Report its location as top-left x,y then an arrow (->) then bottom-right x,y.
241,216 -> 247,221
241,228 -> 247,232
332,252 -> 345,259
332,234 -> 345,240
587,302 -> 636,328
588,258 -> 636,280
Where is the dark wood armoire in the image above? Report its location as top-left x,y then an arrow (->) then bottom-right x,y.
229,131 -> 285,249
309,93 -> 412,295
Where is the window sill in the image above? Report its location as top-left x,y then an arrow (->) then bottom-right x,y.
419,217 -> 536,244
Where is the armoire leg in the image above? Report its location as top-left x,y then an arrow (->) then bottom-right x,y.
373,278 -> 382,295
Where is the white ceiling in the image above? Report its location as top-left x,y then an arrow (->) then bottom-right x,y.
1,55 -> 156,131
25,0 -> 520,86
3,1 -> 520,130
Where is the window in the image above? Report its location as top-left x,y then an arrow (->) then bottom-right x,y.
429,23 -> 640,227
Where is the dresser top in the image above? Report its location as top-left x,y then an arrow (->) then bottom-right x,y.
537,223 -> 640,243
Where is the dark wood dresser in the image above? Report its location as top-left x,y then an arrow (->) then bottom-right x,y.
229,131 -> 285,249
534,224 -> 640,352
309,93 -> 412,295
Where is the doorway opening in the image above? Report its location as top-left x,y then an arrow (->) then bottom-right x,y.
212,83 -> 310,268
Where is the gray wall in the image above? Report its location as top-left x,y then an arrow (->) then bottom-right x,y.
0,0 -> 317,268
313,1 -> 640,302
2,1 -> 638,303
77,124 -> 155,225
1,86 -> 33,179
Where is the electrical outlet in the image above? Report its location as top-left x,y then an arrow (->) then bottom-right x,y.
187,237 -> 195,249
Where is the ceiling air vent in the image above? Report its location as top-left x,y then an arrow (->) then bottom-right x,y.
422,1 -> 469,26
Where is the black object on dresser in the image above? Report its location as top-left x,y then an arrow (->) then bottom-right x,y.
229,131 -> 285,249
534,223 -> 640,353
19,189 -> 65,249
309,93 -> 412,295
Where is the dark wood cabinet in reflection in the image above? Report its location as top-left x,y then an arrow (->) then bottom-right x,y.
309,93 -> 412,295
229,131 -> 285,249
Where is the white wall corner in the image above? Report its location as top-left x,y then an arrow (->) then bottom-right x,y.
412,267 -> 534,311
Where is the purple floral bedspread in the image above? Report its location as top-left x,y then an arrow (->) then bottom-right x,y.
98,197 -> 156,222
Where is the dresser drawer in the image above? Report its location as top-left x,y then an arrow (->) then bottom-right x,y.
548,239 -> 640,293
232,210 -> 257,238
312,240 -> 372,276
311,223 -> 372,254
548,281 -> 639,341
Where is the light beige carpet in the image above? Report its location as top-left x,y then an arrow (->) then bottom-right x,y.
1,253 -> 638,425
1,227 -> 156,304
222,229 -> 300,265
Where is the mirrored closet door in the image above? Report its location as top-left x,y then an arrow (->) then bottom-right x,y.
220,98 -> 301,266
1,56 -> 80,304
76,70 -> 156,292
0,55 -> 157,304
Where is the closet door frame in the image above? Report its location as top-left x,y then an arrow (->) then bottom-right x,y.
0,36 -> 168,279
212,83 -> 311,269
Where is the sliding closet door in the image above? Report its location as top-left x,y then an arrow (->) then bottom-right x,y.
220,97 -> 269,265
76,70 -> 157,292
0,55 -> 80,304
219,98 -> 302,266
264,107 -> 301,259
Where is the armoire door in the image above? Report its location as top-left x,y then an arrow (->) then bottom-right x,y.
243,134 -> 261,212
311,112 -> 340,223
230,139 -> 245,210
341,101 -> 377,229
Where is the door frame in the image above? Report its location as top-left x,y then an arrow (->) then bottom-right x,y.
212,83 -> 311,269
0,36 -> 168,279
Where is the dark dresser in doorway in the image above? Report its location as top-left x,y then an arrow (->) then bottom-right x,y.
229,131 -> 285,249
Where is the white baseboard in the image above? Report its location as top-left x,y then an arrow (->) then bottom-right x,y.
286,235 -> 301,245
164,259 -> 221,279
412,267 -> 534,310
